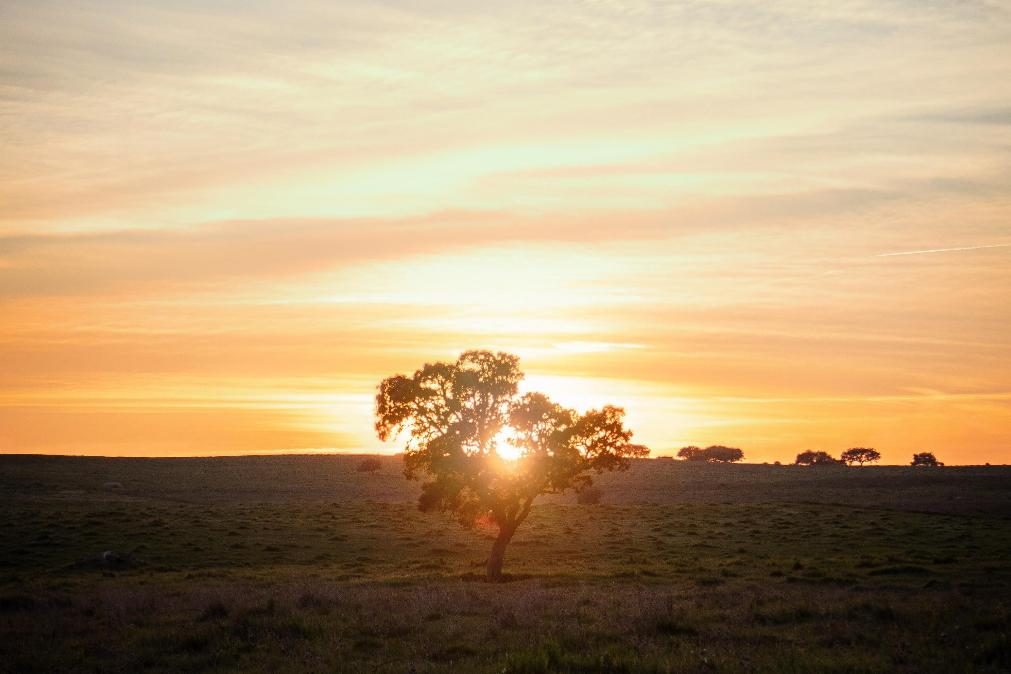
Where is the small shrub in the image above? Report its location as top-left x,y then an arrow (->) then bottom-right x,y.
356,458 -> 382,473
576,486 -> 603,505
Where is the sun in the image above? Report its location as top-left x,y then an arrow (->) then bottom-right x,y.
494,426 -> 524,461
496,442 -> 524,461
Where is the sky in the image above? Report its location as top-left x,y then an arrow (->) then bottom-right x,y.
1,0 -> 1010,464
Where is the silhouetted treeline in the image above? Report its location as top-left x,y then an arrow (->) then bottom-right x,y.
666,446 -> 945,467
676,445 -> 744,463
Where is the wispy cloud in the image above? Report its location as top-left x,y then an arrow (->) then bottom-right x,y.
877,243 -> 1011,257
1,0 -> 1010,462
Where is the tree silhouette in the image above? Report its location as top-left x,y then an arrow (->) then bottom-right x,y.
840,447 -> 881,466
676,446 -> 703,461
375,350 -> 646,581
677,445 -> 743,463
795,450 -> 840,466
911,452 -> 943,467
679,444 -> 703,460
702,445 -> 744,463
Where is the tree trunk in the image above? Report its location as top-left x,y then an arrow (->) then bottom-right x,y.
486,525 -> 515,582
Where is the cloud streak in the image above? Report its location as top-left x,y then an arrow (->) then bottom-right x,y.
877,243 -> 1011,257
1,0 -> 1010,462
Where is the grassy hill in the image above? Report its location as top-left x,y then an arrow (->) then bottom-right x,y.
0,455 -> 1009,673
3,453 -> 1009,513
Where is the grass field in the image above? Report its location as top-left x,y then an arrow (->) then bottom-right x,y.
1,455 -> 1009,673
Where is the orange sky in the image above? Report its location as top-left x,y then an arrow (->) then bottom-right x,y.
2,1 -> 1010,464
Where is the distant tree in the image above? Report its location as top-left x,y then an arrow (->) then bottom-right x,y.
841,447 -> 881,466
702,445 -> 744,463
677,446 -> 704,461
375,350 -> 647,581
356,457 -> 383,473
627,443 -> 651,458
795,450 -> 841,466
911,452 -> 943,467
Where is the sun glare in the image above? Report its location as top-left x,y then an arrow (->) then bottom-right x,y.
496,443 -> 523,461
494,427 -> 524,461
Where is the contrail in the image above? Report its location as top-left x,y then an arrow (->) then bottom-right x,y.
877,242 -> 1011,257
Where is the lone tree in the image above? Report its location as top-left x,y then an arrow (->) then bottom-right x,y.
375,350 -> 647,581
676,446 -> 703,461
841,447 -> 881,466
677,445 -> 744,463
911,452 -> 943,467
795,450 -> 840,466
702,445 -> 744,463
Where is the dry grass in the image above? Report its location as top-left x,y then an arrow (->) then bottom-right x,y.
0,455 -> 1009,672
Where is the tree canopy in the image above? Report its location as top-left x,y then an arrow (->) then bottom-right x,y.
795,450 -> 841,466
911,452 -> 943,467
676,446 -> 703,461
840,447 -> 881,466
375,350 -> 647,580
702,445 -> 744,463
676,445 -> 744,463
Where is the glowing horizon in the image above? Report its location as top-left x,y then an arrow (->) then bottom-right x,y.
1,1 -> 1010,465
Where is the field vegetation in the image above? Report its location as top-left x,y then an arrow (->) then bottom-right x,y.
1,454 -> 1009,673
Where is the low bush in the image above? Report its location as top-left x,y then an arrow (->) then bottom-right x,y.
356,458 -> 382,473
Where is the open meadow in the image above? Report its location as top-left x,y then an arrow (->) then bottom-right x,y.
1,454 -> 1009,673
6,0 -> 1011,670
